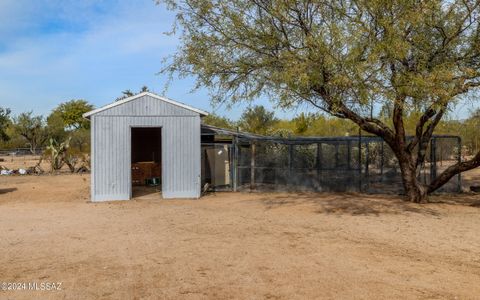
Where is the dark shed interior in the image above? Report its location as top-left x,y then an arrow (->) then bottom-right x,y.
131,127 -> 162,163
131,127 -> 162,197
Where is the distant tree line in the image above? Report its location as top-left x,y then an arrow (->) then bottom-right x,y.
0,85 -> 150,153
204,105 -> 480,156
0,100 -> 93,173
1,98 -> 478,172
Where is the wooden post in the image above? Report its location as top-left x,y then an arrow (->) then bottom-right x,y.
430,138 -> 437,183
457,136 -> 462,192
316,143 -> 322,189
288,144 -> 293,183
358,129 -> 362,192
380,141 -> 384,178
365,142 -> 370,176
232,137 -> 238,192
250,142 -> 256,190
317,143 -> 322,176
334,143 -> 339,168
347,141 -> 351,170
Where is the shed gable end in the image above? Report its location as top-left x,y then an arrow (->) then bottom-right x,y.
95,94 -> 199,117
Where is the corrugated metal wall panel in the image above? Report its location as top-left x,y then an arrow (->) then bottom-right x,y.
90,95 -> 201,201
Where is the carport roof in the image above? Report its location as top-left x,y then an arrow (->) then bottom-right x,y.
83,92 -> 209,118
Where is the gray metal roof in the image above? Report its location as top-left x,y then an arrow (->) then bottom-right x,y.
201,124 -> 460,144
84,92 -> 209,118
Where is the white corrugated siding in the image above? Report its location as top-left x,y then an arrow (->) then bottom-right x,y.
90,95 -> 201,201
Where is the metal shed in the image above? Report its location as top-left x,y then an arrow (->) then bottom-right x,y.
83,92 -> 208,201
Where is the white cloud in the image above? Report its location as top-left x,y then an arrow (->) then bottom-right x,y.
0,0 -> 193,116
2,1 -> 475,121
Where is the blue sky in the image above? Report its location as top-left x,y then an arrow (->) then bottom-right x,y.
0,0 -> 477,121
0,0 -> 285,120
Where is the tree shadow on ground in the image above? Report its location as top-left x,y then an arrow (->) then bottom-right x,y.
428,193 -> 480,207
0,188 -> 17,195
255,192 -> 442,216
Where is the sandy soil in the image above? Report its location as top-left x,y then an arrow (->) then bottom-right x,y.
0,155 -> 78,173
0,155 -> 45,170
462,167 -> 480,190
1,174 -> 480,299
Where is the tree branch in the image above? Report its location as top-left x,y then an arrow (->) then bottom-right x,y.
415,106 -> 447,167
392,95 -> 406,146
428,150 -> 480,193
312,85 -> 395,143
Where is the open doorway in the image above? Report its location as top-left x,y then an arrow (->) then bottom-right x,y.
131,127 -> 162,199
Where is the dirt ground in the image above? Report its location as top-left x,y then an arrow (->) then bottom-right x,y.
1,175 -> 480,299
0,155 -> 45,169
0,155 -> 72,173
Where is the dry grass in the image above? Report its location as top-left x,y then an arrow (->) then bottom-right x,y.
1,174 -> 480,299
0,154 -> 76,173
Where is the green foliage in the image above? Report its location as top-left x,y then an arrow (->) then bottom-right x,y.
46,111 -> 68,142
44,100 -> 93,160
12,112 -> 48,153
51,100 -> 94,130
202,113 -> 235,129
45,138 -> 70,172
2,99 -> 92,156
160,0 -> 480,111
0,125 -> 26,149
116,86 -> 151,101
276,114 -> 359,137
117,90 -> 134,101
0,107 -> 11,141
159,0 -> 480,199
64,146 -> 85,173
69,128 -> 90,153
459,109 -> 480,155
238,105 -> 277,134
292,113 -> 314,135
44,135 -> 88,173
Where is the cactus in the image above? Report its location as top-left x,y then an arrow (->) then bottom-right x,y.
45,137 -> 70,173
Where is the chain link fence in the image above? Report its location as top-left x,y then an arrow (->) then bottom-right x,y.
0,148 -> 44,157
201,134 -> 461,194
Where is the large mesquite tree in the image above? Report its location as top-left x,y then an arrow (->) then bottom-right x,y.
158,0 -> 480,202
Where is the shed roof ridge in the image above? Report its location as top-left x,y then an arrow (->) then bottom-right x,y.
83,92 -> 209,118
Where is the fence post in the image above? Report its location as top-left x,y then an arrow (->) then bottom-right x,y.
457,136 -> 462,192
365,142 -> 369,174
347,140 -> 351,170
430,138 -> 437,183
232,136 -> 238,192
358,129 -> 362,192
288,144 -> 293,186
365,140 -> 370,192
250,141 -> 256,190
334,143 -> 339,168
380,141 -> 384,179
317,143 -> 322,177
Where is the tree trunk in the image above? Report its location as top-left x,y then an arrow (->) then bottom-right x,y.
399,160 -> 428,203
395,149 -> 428,203
29,143 -> 36,155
